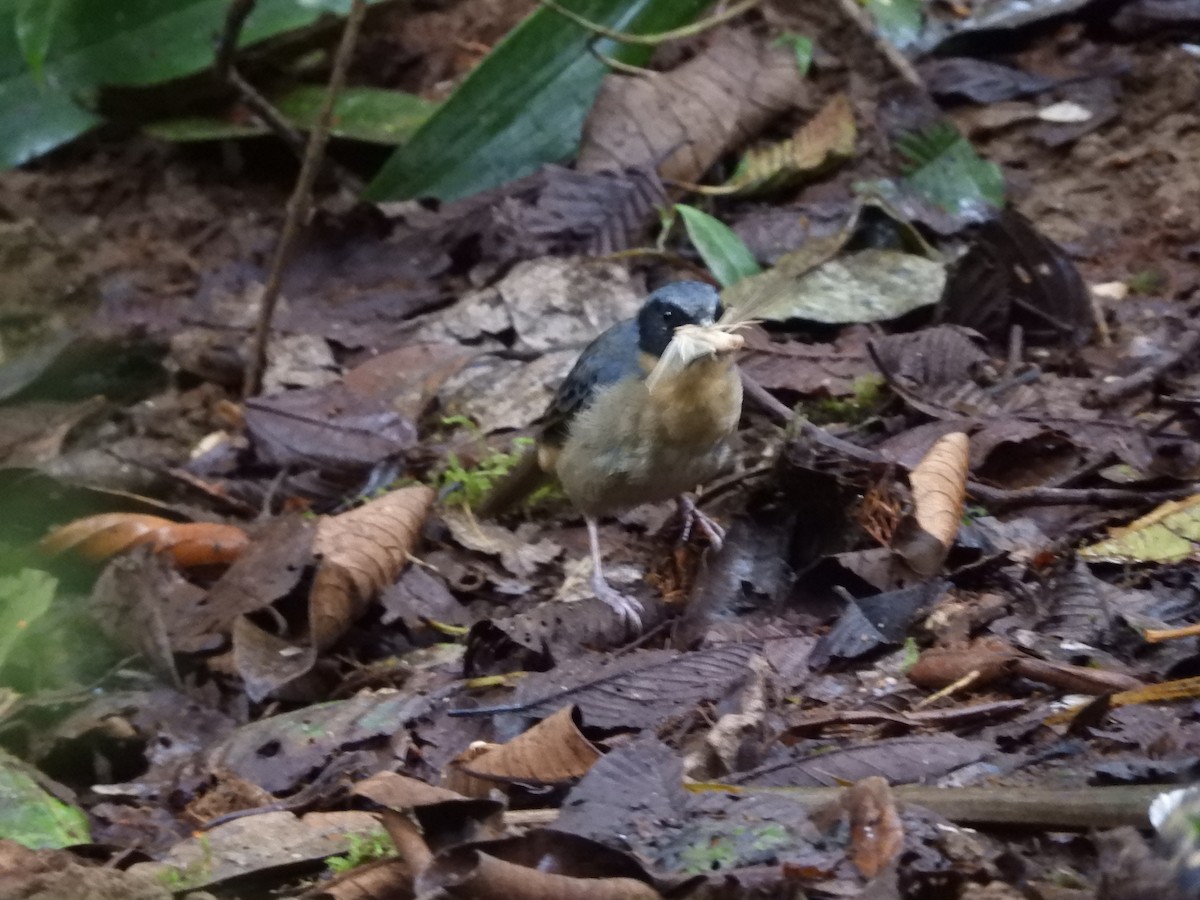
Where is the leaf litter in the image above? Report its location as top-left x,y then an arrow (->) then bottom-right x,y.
5,2 -> 1200,898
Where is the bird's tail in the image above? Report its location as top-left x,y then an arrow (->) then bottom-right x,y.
476,448 -> 550,518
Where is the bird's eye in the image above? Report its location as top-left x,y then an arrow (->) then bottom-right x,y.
662,308 -> 675,322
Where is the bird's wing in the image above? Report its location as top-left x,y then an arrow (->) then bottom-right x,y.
538,318 -> 642,445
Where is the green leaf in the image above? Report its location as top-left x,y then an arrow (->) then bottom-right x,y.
15,0 -> 66,81
896,121 -> 1005,214
774,32 -> 813,77
364,0 -> 713,202
0,569 -> 56,671
144,86 -> 437,145
723,247 -> 945,324
862,0 -> 922,50
0,0 -> 389,169
0,747 -> 89,849
676,204 -> 761,288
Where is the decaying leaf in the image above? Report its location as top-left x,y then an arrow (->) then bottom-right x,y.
311,485 -> 435,648
455,705 -> 602,786
1079,494 -> 1200,564
725,247 -> 946,325
40,513 -> 249,568
893,431 -> 969,576
845,777 -> 904,879
702,93 -> 857,196
577,29 -> 808,185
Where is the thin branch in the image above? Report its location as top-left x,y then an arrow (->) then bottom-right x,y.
216,0 -> 257,81
830,0 -> 923,89
1085,328 -> 1200,408
538,0 -> 761,46
229,68 -> 307,156
742,370 -> 1200,512
242,0 -> 368,398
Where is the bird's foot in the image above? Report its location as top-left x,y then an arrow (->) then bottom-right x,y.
676,495 -> 725,552
590,567 -> 644,632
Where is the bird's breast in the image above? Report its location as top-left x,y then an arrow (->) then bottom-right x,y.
553,357 -> 742,515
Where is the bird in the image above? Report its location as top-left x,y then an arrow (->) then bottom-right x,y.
478,281 -> 744,628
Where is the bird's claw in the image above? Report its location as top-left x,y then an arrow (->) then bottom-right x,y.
590,569 -> 644,632
676,496 -> 725,553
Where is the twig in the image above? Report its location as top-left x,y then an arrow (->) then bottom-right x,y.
242,0 -> 368,397
830,0 -> 923,89
743,371 -> 1200,512
229,68 -> 307,156
539,0 -> 761,46
1085,328 -> 1200,408
215,0 -> 256,81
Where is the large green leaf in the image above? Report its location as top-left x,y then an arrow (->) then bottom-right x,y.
0,0 -> 385,168
365,0 -> 712,202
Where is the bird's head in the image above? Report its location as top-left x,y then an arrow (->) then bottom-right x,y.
636,281 -> 724,357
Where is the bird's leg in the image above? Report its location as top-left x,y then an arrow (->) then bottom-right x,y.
675,495 -> 725,552
586,516 -> 643,630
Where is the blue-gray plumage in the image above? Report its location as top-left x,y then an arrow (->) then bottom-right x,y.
479,281 -> 743,628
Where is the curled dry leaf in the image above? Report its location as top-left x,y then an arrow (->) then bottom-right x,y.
577,29 -> 808,184
311,485 -> 435,648
845,777 -> 904,879
40,513 -> 249,568
892,432 -> 969,576
909,431 -> 969,548
456,705 -> 602,786
646,323 -> 745,393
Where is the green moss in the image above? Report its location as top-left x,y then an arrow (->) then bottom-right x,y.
802,374 -> 886,425
326,829 -> 394,874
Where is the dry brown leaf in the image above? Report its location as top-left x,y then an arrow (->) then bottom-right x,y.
311,485 -> 435,648
845,777 -> 904,879
354,771 -> 467,809
456,705 -> 602,786
41,513 -> 249,568
909,432 -> 969,548
892,432 -> 969,576
577,28 -> 808,185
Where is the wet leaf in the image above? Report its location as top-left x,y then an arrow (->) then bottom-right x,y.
0,747 -> 90,849
712,93 -> 856,196
725,247 -> 946,324
676,204 -> 761,287
365,0 -> 712,201
456,642 -> 759,729
1079,494 -> 1200,564
896,121 -> 1005,215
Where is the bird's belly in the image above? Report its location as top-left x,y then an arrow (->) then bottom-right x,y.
554,361 -> 741,516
